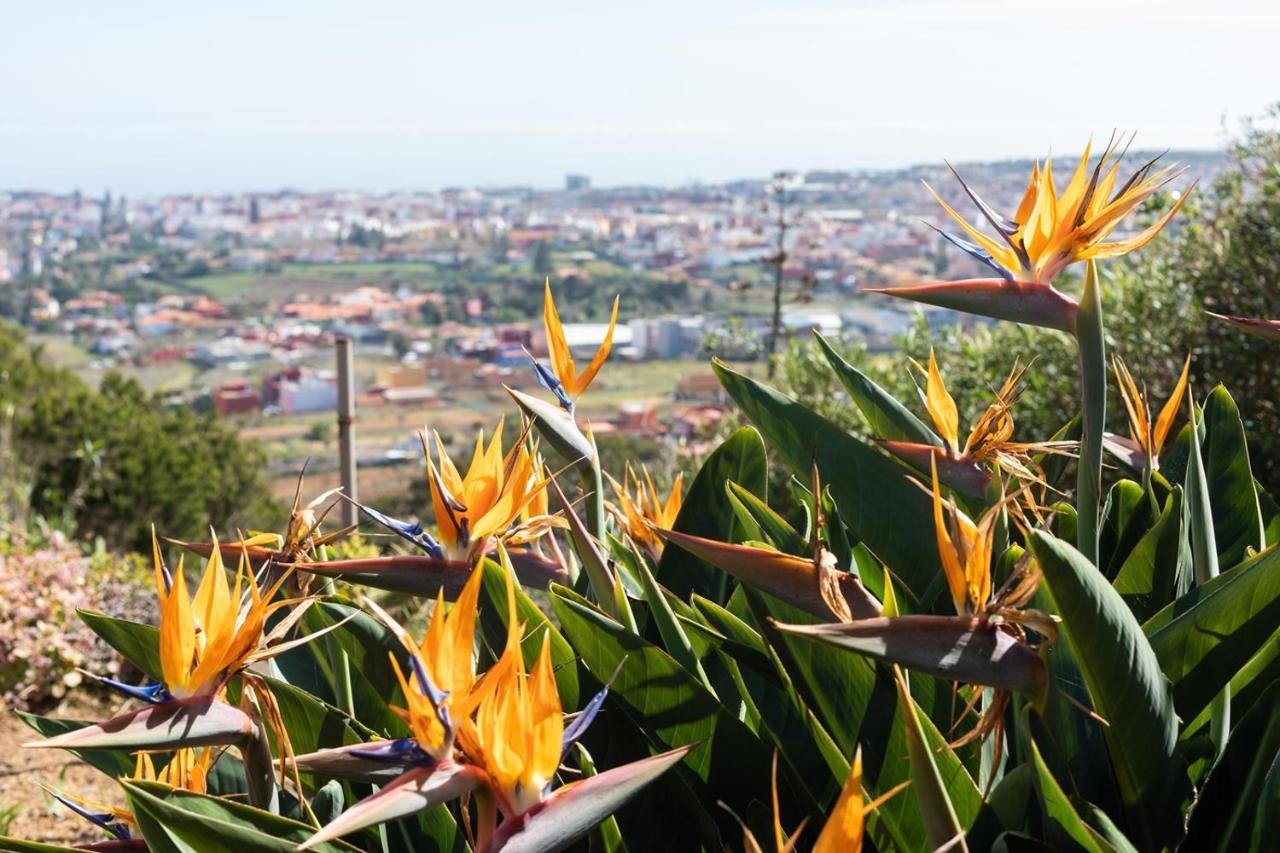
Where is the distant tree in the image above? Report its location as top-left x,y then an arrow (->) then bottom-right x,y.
490,232 -> 513,264
761,171 -> 818,378
249,196 -> 261,224
100,189 -> 112,233
0,325 -> 280,550
531,241 -> 554,276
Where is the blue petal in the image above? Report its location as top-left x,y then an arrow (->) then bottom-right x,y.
51,792 -> 131,841
561,682 -> 610,757
351,737 -> 433,766
89,674 -> 171,705
528,354 -> 575,414
357,504 -> 446,560
932,226 -> 1014,282
409,655 -> 454,742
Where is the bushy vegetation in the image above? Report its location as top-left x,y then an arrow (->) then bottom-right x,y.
779,109 -> 1280,489
6,137 -> 1280,853
0,531 -> 156,711
0,325 -> 280,550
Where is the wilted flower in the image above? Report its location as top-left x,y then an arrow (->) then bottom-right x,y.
877,351 -> 1070,497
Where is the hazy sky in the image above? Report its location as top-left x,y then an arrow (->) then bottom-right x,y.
2,0 -> 1277,194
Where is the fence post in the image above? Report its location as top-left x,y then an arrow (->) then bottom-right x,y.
335,336 -> 358,527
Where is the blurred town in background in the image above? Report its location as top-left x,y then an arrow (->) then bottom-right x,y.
0,153 -> 1212,503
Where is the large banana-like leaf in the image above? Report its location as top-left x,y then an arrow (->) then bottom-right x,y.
293,597 -> 413,737
1143,544 -> 1280,723
226,674 -> 374,761
1111,487 -> 1189,623
895,669 -> 968,852
77,609 -> 162,681
743,590 -> 980,852
655,426 -> 768,602
484,746 -> 692,853
1182,680 -> 1280,851
813,333 -> 942,446
1028,530 -> 1184,849
1027,740 -> 1108,853
548,585 -> 782,836
121,779 -> 360,852
712,361 -> 943,599
1199,385 -> 1266,568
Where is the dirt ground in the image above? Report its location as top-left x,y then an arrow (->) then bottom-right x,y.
0,693 -> 124,845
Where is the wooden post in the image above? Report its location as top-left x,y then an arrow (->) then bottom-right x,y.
336,336 -> 358,527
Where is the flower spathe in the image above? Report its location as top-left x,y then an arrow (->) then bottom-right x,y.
300,550 -> 689,850
152,531 -> 298,699
425,422 -> 560,560
870,139 -> 1193,333
927,140 -> 1192,285
535,279 -> 619,413
1108,353 -> 1190,473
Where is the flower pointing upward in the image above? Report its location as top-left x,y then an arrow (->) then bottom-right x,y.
298,549 -> 691,851
532,279 -> 619,413
870,138 -> 1193,332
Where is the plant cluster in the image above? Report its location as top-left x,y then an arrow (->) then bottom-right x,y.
0,532 -> 156,711
5,144 -> 1280,852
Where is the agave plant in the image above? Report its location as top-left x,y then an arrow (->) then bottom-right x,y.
7,146 -> 1278,853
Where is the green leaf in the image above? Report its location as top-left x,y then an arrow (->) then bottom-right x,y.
1200,385 -> 1266,568
548,584 -> 780,838
1028,530 -> 1184,848
1098,479 -> 1153,580
122,778 -> 360,852
1183,680 -> 1280,852
1028,739 -> 1105,853
295,597 -> 412,737
77,609 -> 162,680
712,361 -> 942,599
634,554 -> 713,691
895,669 -> 967,852
573,744 -> 628,853
813,332 -> 941,446
744,591 -> 979,852
1111,487 -> 1190,623
1144,544 -> 1280,723
655,426 -> 768,602
725,481 -> 807,556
